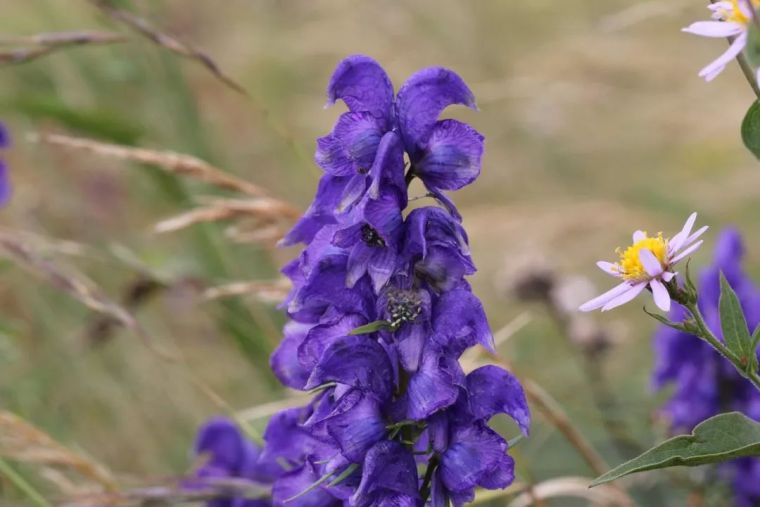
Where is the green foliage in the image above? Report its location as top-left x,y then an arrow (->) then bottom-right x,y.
591,412 -> 760,487
741,100 -> 760,159
719,272 -> 754,368
349,320 -> 392,335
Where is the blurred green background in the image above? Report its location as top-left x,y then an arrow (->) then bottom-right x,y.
1,1 -> 758,505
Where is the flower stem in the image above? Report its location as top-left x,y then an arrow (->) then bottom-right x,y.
684,301 -> 760,391
419,454 -> 440,504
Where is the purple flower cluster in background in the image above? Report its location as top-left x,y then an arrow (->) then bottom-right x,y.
0,122 -> 11,206
226,54 -> 531,507
190,417 -> 276,507
653,229 -> 760,507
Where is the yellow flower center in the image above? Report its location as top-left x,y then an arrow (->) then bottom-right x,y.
615,233 -> 668,282
722,0 -> 760,25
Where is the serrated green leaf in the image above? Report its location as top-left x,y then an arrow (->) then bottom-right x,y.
742,101 -> 760,159
349,320 -> 391,335
590,412 -> 760,487
719,272 -> 753,360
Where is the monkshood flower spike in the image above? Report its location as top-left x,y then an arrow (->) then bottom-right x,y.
580,212 -> 707,313
257,55 -> 529,507
683,0 -> 760,82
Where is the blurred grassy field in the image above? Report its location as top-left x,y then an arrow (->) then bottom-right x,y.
1,1 -> 759,506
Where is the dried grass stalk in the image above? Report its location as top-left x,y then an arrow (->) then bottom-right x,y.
0,411 -> 118,492
0,31 -> 126,65
30,133 -> 272,198
224,223 -> 285,245
204,278 -> 291,303
0,229 -> 173,360
60,478 -> 269,507
507,476 -> 632,507
89,0 -> 246,95
155,198 -> 299,234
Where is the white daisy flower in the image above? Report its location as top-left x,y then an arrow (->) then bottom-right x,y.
579,213 -> 708,312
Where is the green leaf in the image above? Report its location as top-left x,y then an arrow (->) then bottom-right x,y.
742,100 -> 760,159
643,306 -> 687,332
349,320 -> 391,335
590,412 -> 760,487
719,272 -> 753,361
751,325 -> 760,373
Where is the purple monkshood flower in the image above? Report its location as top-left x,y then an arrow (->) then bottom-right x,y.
0,122 -> 11,206
283,55 -> 484,246
653,228 -> 760,507
261,55 -> 528,506
190,417 -> 278,507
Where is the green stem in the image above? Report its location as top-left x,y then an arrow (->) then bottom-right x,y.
419,455 -> 439,504
685,301 -> 760,391
0,458 -> 53,507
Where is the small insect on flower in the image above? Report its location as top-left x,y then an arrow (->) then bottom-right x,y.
683,0 -> 760,82
579,213 -> 708,313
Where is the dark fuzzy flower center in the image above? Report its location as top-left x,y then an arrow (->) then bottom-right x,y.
361,224 -> 386,248
386,289 -> 422,328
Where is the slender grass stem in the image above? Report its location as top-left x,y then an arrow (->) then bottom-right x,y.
0,458 -> 53,507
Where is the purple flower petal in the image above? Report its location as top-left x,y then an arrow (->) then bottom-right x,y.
404,347 -> 464,419
272,461 -> 340,507
439,423 -> 512,494
0,123 -> 8,149
396,67 -> 477,157
351,441 -> 419,507
305,335 -> 394,401
270,321 -> 313,389
368,131 -> 406,200
699,32 -> 747,81
414,119 -> 484,191
464,365 -> 531,435
431,287 -> 493,354
298,314 -> 366,370
318,390 -> 385,463
195,417 -> 248,472
327,55 -> 394,124
669,212 -> 697,254
315,112 -> 385,177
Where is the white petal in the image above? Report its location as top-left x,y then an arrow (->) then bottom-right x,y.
682,21 -> 744,38
650,279 -> 671,312
683,225 -> 709,249
596,261 -> 620,276
662,271 -> 676,282
671,240 -> 704,265
669,212 -> 697,253
639,248 -> 663,277
632,230 -> 646,242
699,32 -> 748,82
579,282 -> 634,312
601,283 -> 647,312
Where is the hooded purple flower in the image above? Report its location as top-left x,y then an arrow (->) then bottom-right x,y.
191,417 -> 275,507
283,55 -> 483,246
261,55 -> 527,506
653,228 -> 760,506
0,122 -> 11,206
